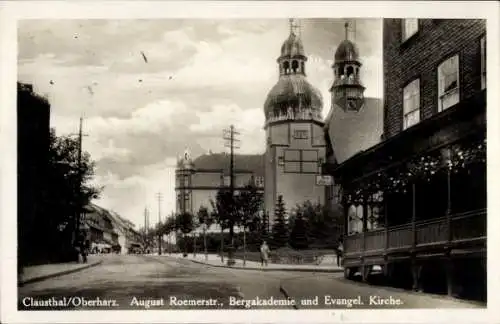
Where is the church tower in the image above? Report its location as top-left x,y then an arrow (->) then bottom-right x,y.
175,147 -> 194,214
330,22 -> 365,112
263,19 -> 327,224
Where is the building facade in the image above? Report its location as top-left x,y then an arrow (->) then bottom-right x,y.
175,151 -> 264,218
324,19 -> 486,300
263,23 -> 327,223
17,82 -> 51,267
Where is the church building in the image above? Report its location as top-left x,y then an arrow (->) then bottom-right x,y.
175,20 -> 383,229
263,21 -> 327,223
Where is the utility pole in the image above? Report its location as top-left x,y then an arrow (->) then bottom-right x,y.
223,125 -> 240,266
144,207 -> 148,251
70,117 -> 88,263
156,192 -> 163,255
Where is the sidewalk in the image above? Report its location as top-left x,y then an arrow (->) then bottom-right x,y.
164,253 -> 344,273
19,257 -> 103,285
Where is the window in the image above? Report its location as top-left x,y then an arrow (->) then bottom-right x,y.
437,55 -> 460,111
481,35 -> 486,90
293,130 -> 308,139
402,19 -> 418,41
254,176 -> 264,187
302,150 -> 318,162
284,149 -> 300,161
284,161 -> 301,173
282,149 -> 320,174
403,79 -> 420,129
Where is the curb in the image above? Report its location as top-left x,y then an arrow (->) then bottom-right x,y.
187,258 -> 344,273
19,260 -> 103,286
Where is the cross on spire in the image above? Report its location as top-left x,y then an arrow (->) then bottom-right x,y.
289,18 -> 301,36
344,21 -> 349,40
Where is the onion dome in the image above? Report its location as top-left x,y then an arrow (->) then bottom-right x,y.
334,39 -> 360,63
280,32 -> 305,58
264,74 -> 323,118
264,19 -> 323,121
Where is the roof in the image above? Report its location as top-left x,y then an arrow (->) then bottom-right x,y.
85,203 -> 137,235
192,153 -> 265,176
264,74 -> 323,118
280,32 -> 305,58
334,39 -> 360,63
324,97 -> 384,164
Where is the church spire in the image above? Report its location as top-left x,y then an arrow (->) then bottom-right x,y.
289,18 -> 301,36
331,20 -> 365,112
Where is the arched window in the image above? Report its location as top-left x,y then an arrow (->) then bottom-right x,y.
301,61 -> 305,74
346,66 -> 354,77
292,60 -> 299,73
283,61 -> 290,74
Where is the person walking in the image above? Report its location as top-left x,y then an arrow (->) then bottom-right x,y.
336,236 -> 344,267
260,241 -> 270,267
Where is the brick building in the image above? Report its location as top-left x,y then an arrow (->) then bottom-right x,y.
323,19 -> 486,300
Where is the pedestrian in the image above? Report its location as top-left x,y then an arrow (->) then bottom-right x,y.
336,236 -> 344,267
260,240 -> 270,267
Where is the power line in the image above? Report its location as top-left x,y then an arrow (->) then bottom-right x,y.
222,125 -> 241,264
69,117 -> 89,253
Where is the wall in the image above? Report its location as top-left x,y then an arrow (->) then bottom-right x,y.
383,19 -> 486,138
265,120 -> 326,222
177,170 -> 263,215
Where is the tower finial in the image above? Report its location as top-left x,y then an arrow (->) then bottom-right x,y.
289,18 -> 301,36
344,22 -> 349,40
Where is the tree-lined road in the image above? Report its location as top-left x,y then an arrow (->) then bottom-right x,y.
18,255 -> 484,310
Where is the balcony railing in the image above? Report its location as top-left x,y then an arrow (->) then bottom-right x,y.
344,209 -> 486,257
266,111 -> 323,124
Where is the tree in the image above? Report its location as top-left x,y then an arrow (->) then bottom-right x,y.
159,215 -> 177,254
235,182 -> 264,260
289,211 -> 309,249
196,206 -> 213,260
296,200 -> 343,248
175,212 -> 194,255
271,195 -> 289,248
44,129 -> 102,262
261,211 -> 270,240
210,188 -> 235,262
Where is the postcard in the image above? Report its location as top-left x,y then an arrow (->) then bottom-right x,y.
1,1 -> 499,323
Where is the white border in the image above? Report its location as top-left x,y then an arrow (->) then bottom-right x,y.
1,1 -> 499,323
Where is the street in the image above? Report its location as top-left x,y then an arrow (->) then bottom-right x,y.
18,254 -> 484,310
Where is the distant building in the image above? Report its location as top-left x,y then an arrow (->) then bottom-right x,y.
17,82 -> 51,267
175,150 -> 264,217
324,19 -> 486,300
84,204 -> 119,252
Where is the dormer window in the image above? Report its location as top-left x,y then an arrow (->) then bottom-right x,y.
402,19 -> 418,42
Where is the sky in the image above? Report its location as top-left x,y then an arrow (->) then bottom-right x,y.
18,18 -> 383,228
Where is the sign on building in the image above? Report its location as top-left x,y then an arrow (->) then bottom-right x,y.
316,175 -> 334,186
